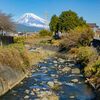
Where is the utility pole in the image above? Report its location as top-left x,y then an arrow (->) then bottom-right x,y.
44,12 -> 49,30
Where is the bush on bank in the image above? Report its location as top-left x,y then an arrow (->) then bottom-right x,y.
39,29 -> 53,37
60,26 -> 94,51
75,46 -> 97,66
66,45 -> 100,85
59,25 -> 100,86
0,44 -> 32,71
14,36 -> 26,44
84,57 -> 100,78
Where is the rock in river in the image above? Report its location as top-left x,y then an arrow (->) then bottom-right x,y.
71,79 -> 79,83
72,68 -> 80,74
53,60 -> 58,64
69,95 -> 75,99
47,81 -> 54,88
24,95 -> 29,99
62,67 -> 71,73
59,58 -> 65,63
25,89 -> 30,94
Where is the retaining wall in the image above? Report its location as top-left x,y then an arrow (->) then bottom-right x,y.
0,65 -> 27,96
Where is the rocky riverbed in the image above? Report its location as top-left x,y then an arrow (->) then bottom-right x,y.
0,57 -> 96,100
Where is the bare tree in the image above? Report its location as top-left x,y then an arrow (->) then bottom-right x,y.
0,11 -> 15,35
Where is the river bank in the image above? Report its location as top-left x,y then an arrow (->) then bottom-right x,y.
1,56 -> 96,100
0,46 -> 56,96
0,42 -> 99,100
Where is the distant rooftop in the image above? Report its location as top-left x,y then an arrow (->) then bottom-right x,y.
87,23 -> 99,28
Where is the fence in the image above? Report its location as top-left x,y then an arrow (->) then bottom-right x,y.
0,36 -> 14,45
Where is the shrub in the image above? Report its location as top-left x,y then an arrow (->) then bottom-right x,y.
8,43 -> 25,53
0,44 -> 32,70
39,29 -> 53,37
60,26 -> 94,51
84,57 -> 100,77
76,46 -> 97,66
14,36 -> 26,44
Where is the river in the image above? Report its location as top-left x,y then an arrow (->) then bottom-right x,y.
0,57 -> 96,100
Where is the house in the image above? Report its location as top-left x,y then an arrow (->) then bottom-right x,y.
88,23 -> 99,32
88,23 -> 100,38
95,28 -> 100,38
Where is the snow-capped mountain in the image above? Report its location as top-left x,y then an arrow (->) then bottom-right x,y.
17,13 -> 49,29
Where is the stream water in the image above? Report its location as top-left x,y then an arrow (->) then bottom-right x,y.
0,57 -> 96,100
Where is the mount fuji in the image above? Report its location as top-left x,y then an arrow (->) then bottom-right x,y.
16,13 -> 49,32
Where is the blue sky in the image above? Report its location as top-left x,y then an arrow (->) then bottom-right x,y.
0,0 -> 100,26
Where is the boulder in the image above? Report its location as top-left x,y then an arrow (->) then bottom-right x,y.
24,95 -> 29,99
72,68 -> 80,74
71,79 -> 79,83
25,89 -> 30,94
54,64 -> 58,67
69,95 -> 75,99
51,74 -> 56,77
47,81 -> 54,88
53,61 -> 58,64
59,59 -> 65,63
30,91 -> 35,96
62,67 -> 71,73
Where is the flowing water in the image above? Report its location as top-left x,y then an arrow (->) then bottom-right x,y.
0,57 -> 96,100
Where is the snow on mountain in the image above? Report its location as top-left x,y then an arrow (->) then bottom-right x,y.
17,13 -> 49,29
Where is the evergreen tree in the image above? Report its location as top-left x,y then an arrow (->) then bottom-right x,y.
49,10 -> 87,32
49,15 -> 59,33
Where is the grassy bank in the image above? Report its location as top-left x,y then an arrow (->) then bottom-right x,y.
0,42 -> 55,72
0,34 -> 56,96
0,44 -> 31,71
58,26 -> 100,90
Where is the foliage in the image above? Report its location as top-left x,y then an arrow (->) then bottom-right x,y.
8,43 -> 25,53
49,15 -> 59,33
14,36 -> 26,44
0,44 -> 32,70
49,10 -> 87,32
59,10 -> 87,32
60,26 -> 94,51
84,57 -> 100,78
76,26 -> 94,46
39,29 -> 53,36
51,39 -> 62,46
76,46 -> 97,66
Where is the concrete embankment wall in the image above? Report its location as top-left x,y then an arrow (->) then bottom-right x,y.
0,65 -> 27,96
0,48 -> 56,96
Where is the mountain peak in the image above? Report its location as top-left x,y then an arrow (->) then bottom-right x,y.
17,13 -> 49,28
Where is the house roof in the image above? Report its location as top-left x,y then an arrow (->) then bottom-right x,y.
87,23 -> 99,28
96,28 -> 100,34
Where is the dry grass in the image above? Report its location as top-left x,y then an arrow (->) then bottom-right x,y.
0,42 -> 55,70
14,34 -> 51,46
30,48 -> 55,65
51,39 -> 62,46
41,94 -> 59,100
0,44 -> 32,70
0,34 -> 56,71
